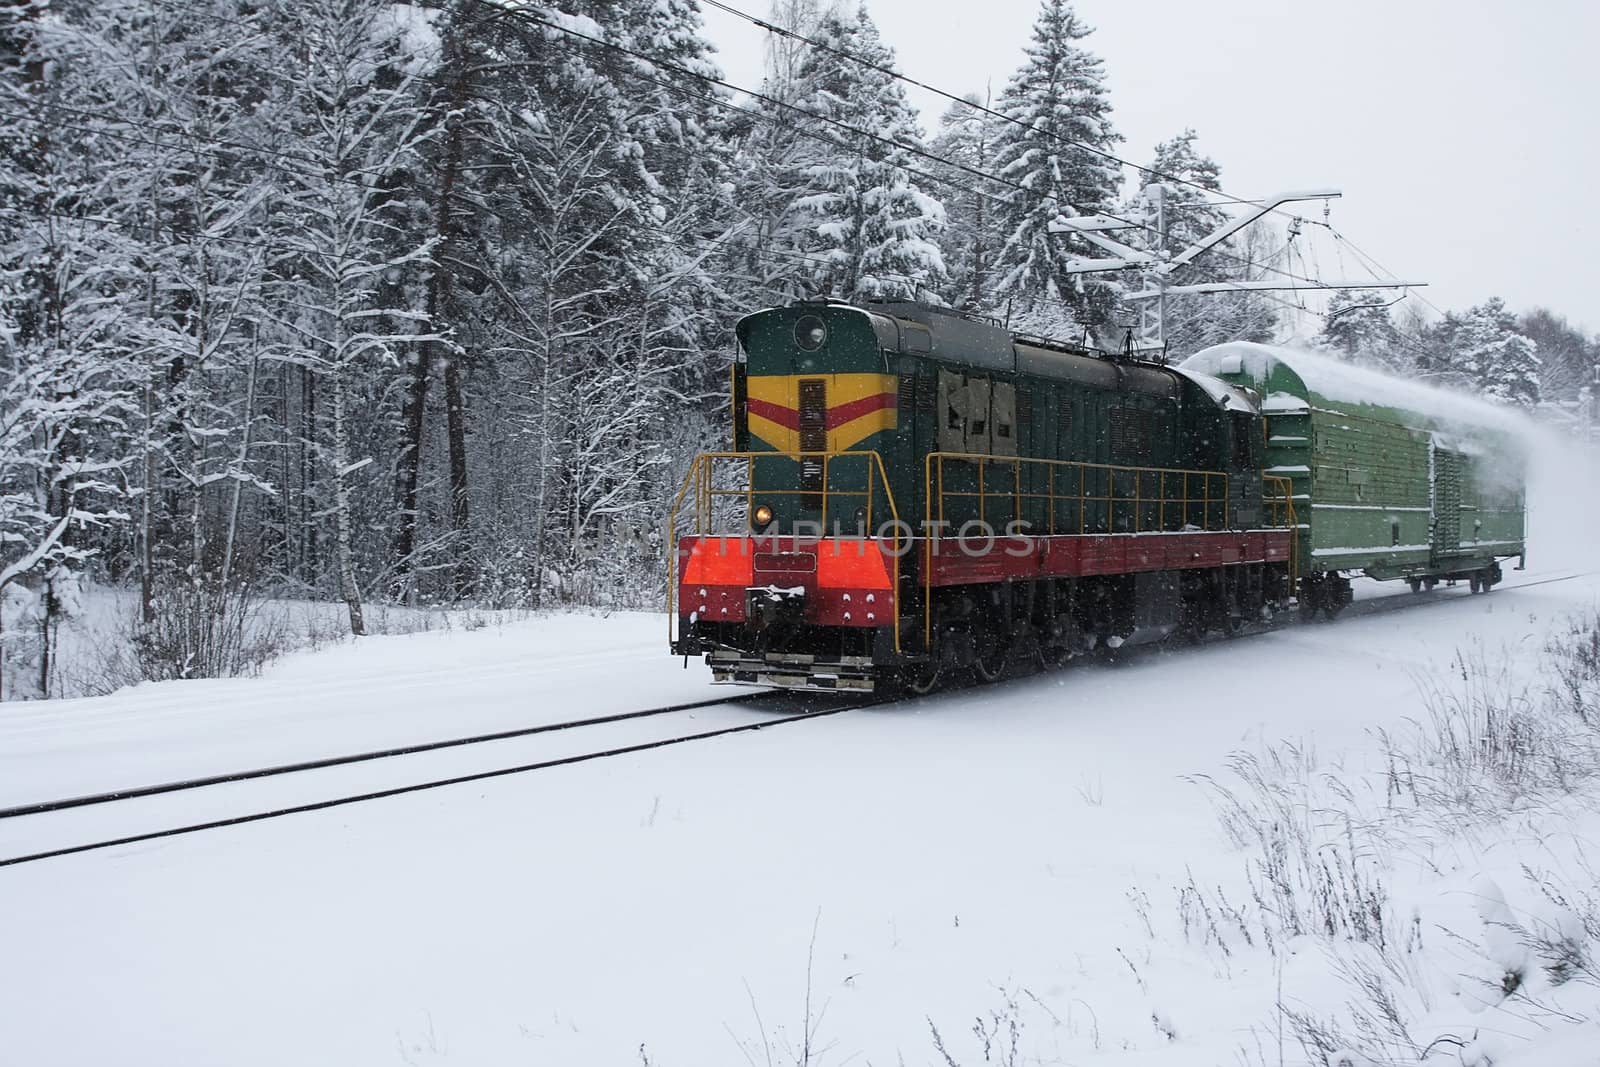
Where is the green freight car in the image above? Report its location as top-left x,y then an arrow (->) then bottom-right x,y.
1182,343 -> 1528,617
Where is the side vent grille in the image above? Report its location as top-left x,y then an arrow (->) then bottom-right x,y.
1108,407 -> 1153,463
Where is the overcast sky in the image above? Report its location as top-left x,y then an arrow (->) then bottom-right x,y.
700,0 -> 1598,334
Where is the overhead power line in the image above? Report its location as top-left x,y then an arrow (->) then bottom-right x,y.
701,0 -> 1312,219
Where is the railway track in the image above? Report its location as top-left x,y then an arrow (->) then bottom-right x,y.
919,568 -> 1598,689
0,690 -> 871,870
3,569 -> 1587,871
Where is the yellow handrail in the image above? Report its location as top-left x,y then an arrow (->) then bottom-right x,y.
922,452 -> 1231,538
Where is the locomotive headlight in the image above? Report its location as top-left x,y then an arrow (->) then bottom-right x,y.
752,504 -> 774,529
794,315 -> 828,351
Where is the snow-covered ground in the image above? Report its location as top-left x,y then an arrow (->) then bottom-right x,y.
2,564 -> 1597,1066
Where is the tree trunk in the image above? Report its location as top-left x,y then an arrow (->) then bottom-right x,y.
443,353 -> 471,597
219,334 -> 261,592
140,380 -> 155,623
301,360 -> 318,588
331,365 -> 365,637
390,343 -> 432,598
392,2 -> 474,600
36,576 -> 52,699
528,288 -> 555,609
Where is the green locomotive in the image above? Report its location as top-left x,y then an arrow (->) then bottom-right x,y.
669,301 -> 1525,693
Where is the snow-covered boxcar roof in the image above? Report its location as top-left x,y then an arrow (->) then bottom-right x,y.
1181,342 -> 1526,436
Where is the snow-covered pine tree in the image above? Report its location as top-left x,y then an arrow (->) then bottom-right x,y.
780,4 -> 944,302
1129,130 -> 1277,359
762,0 -> 843,90
991,0 -> 1121,334
1318,289 -> 1406,371
602,0 -> 735,427
930,94 -> 1005,310
1410,309 -> 1468,384
1453,297 -> 1541,408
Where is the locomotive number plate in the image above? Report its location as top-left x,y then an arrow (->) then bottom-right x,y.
753,552 -> 817,573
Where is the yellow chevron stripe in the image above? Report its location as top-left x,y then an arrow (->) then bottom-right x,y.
744,372 -> 898,409
744,373 -> 898,456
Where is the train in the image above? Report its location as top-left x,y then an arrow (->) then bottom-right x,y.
668,299 -> 1528,694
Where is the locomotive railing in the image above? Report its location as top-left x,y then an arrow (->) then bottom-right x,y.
922,452 -> 1232,539
667,450 -> 904,650
922,452 -> 1232,645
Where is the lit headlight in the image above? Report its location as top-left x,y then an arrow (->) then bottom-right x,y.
753,504 -> 774,528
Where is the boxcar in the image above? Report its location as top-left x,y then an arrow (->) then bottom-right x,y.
1182,343 -> 1527,615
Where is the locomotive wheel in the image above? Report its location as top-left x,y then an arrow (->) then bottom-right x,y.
1035,638 -> 1069,669
1035,616 -> 1077,668
972,630 -> 1008,683
903,657 -> 943,696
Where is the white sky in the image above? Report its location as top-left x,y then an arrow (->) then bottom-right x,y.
699,0 -> 1598,333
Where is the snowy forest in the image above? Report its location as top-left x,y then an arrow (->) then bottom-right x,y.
2,0 -> 1597,698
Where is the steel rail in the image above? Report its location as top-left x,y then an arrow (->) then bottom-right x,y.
0,699 -> 869,870
0,692 -> 781,821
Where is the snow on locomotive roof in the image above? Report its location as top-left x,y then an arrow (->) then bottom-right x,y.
1182,342 -> 1526,435
1168,365 -> 1258,414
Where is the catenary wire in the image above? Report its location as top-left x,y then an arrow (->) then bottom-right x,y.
700,0 -> 1300,216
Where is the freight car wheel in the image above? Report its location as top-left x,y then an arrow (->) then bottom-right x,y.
1408,578 -> 1423,593
1469,573 -> 1483,594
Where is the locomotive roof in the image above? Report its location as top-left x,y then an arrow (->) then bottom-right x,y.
1183,342 -> 1527,437
741,302 -> 1297,418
